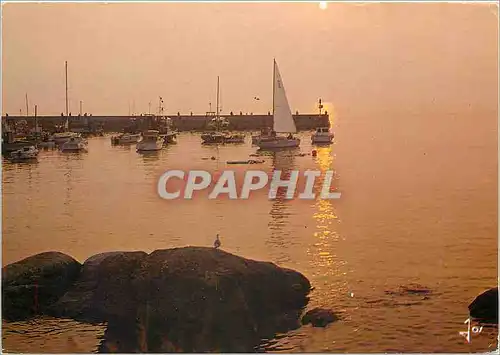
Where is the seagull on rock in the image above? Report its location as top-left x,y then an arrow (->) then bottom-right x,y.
214,234 -> 221,249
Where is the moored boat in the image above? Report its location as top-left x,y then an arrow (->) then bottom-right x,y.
162,131 -> 177,144
60,135 -> 88,152
201,79 -> 246,145
53,132 -> 79,145
111,133 -> 141,145
9,145 -> 39,161
201,131 -> 226,144
252,127 -> 272,145
137,130 -> 163,152
311,127 -> 334,144
224,133 -> 245,144
54,61 -> 79,146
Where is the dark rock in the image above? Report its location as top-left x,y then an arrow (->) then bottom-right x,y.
469,288 -> 498,324
47,247 -> 310,352
47,251 -> 147,322
130,247 -> 311,352
301,307 -> 338,327
2,251 -> 81,321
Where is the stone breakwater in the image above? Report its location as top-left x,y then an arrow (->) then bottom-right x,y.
2,113 -> 330,132
2,247 -> 312,352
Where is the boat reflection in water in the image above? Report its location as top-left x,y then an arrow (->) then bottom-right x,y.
265,149 -> 298,265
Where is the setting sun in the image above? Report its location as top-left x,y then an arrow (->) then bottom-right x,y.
319,1 -> 328,10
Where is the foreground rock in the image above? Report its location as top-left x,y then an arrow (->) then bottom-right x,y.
43,247 -> 311,352
301,308 -> 338,327
47,251 -> 147,322
469,288 -> 498,324
2,252 -> 81,321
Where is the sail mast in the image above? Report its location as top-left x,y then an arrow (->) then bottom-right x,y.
65,61 -> 69,118
272,59 -> 275,123
25,93 -> 29,116
34,105 -> 38,132
216,76 -> 220,131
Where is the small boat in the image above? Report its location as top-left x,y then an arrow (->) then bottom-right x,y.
111,133 -> 141,145
201,131 -> 225,144
252,127 -> 272,145
201,78 -> 245,145
256,59 -> 300,150
52,132 -> 80,145
162,131 -> 177,144
224,133 -> 245,144
311,127 -> 334,144
161,116 -> 177,144
54,61 -> 80,146
60,136 -> 88,152
202,126 -> 245,144
2,140 -> 37,154
137,130 -> 163,152
9,145 -> 39,161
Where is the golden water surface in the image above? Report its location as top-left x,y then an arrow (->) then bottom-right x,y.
1,111 -> 497,352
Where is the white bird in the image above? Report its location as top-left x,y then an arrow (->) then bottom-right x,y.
214,234 -> 221,249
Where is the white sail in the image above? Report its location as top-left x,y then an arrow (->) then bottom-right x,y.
273,60 -> 296,133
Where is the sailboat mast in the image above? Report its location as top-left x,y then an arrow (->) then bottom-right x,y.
272,59 -> 275,122
216,76 -> 220,131
65,61 -> 69,118
25,93 -> 29,116
34,104 -> 38,132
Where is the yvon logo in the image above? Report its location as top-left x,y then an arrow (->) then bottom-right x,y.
157,169 -> 341,200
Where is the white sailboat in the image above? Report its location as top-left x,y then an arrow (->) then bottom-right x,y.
255,60 -> 300,149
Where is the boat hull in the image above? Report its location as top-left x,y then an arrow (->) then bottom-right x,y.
224,134 -> 245,144
256,137 -> 300,149
9,146 -> 39,160
2,141 -> 36,154
60,137 -> 88,152
60,144 -> 87,152
112,134 -> 141,145
201,133 -> 226,144
162,132 -> 178,144
136,141 -> 163,151
53,133 -> 79,145
202,133 -> 245,144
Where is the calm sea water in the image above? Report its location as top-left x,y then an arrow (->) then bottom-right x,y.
2,111 -> 498,352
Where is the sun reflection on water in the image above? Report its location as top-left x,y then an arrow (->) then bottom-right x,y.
307,144 -> 348,299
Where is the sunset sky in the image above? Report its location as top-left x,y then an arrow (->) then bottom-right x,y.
2,2 -> 498,116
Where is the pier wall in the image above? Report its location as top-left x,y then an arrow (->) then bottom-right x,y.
1,113 -> 330,132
